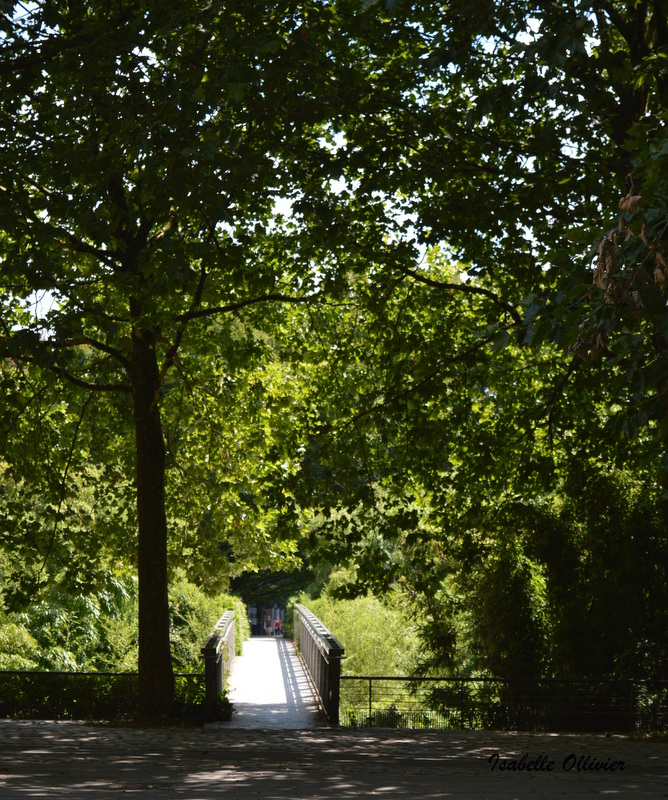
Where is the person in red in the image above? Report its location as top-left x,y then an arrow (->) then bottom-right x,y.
274,618 -> 281,637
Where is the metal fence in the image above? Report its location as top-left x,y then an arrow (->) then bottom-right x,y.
340,676 -> 668,733
0,670 -> 205,720
294,604 -> 345,722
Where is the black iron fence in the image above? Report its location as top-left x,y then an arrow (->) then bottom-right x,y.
340,676 -> 668,733
0,670 -> 205,720
294,604 -> 345,722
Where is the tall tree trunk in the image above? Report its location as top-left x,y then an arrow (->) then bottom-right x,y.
131,324 -> 174,718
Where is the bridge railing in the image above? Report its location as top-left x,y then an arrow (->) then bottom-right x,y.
200,610 -> 235,721
294,604 -> 345,723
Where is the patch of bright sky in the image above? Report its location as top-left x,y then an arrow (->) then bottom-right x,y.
516,16 -> 542,45
26,290 -> 57,322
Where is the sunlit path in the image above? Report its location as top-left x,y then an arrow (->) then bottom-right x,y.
220,637 -> 326,728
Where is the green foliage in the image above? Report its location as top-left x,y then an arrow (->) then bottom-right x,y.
160,346 -> 308,592
289,240 -> 668,681
0,617 -> 41,670
296,590 -> 420,677
169,573 -> 249,670
2,0 -> 668,709
405,468 -> 668,682
216,690 -> 234,721
0,570 -> 138,672
549,464 -> 668,678
0,564 -> 248,676
0,0 -> 433,712
0,672 -> 139,721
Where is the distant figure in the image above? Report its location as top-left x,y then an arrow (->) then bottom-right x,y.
274,618 -> 282,637
264,616 -> 272,636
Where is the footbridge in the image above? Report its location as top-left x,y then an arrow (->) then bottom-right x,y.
201,604 -> 344,728
200,606 -> 668,733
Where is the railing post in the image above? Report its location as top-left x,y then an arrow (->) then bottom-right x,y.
368,677 -> 373,725
329,646 -> 342,723
201,632 -> 221,721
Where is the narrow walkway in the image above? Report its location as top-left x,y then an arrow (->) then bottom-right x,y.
221,636 -> 325,728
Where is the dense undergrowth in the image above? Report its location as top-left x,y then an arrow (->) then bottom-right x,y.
0,568 -> 248,674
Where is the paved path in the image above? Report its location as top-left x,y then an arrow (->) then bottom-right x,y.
221,636 -> 325,729
1,641 -> 665,797
0,720 -> 666,798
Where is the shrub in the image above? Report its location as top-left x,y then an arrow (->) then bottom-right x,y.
293,592 -> 420,677
169,574 -> 249,671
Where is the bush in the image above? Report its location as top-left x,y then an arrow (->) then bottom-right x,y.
292,592 -> 420,677
0,570 -> 249,677
169,574 -> 249,671
0,672 -> 138,721
0,619 -> 41,669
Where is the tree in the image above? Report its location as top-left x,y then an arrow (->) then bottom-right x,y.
424,1 -> 668,449
289,249 -> 668,678
274,0 -> 668,555
332,0 -> 668,463
0,0 -> 430,716
3,0 -> 667,710
285,1 -> 668,677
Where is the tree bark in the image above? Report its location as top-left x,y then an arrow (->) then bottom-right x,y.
131,323 -> 174,718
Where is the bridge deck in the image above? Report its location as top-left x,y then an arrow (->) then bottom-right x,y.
220,636 -> 326,728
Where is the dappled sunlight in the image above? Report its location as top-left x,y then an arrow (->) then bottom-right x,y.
0,721 -> 666,798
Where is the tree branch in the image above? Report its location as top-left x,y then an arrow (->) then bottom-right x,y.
546,355 -> 580,450
178,291 -> 322,322
79,306 -> 130,324
399,266 -> 523,325
49,336 -> 131,371
6,178 -> 119,268
39,392 -> 95,576
313,332 -> 499,460
157,263 -> 207,389
55,229 -> 118,267
0,3 -> 141,77
593,1 -> 632,46
54,367 -> 131,394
